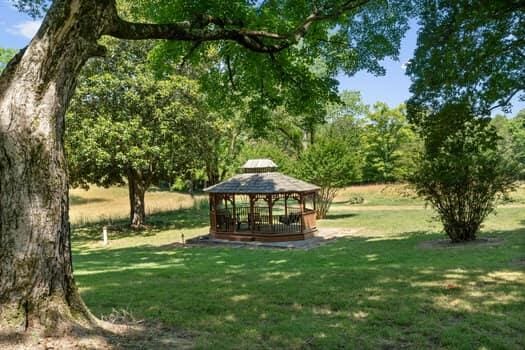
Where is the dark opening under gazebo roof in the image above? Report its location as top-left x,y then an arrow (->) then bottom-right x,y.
203,172 -> 320,194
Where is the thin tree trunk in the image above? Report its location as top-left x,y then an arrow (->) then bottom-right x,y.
0,0 -> 113,333
206,161 -> 221,186
127,171 -> 148,228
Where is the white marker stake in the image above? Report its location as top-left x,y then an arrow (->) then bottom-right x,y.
102,226 -> 108,246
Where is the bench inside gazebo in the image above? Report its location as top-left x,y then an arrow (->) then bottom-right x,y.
204,159 -> 320,242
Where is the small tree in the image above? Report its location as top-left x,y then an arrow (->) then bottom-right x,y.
296,123 -> 361,219
412,103 -> 517,242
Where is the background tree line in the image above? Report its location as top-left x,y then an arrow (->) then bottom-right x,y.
3,42 -> 523,225
61,38 -> 524,224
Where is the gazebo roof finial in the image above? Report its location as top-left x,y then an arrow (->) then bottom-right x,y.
241,159 -> 278,173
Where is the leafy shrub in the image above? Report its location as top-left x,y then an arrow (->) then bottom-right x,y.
296,133 -> 360,219
411,103 -> 517,242
347,196 -> 365,204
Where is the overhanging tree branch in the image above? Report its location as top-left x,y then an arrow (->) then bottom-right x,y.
486,88 -> 523,113
105,0 -> 369,53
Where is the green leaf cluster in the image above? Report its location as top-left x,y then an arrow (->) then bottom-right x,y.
295,119 -> 362,218
491,109 -> 525,179
362,103 -> 419,182
127,0 -> 414,129
0,48 -> 17,72
407,0 -> 524,115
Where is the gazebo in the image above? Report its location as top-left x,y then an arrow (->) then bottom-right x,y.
204,159 -> 320,242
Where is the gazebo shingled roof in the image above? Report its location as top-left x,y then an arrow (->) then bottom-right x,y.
203,172 -> 320,194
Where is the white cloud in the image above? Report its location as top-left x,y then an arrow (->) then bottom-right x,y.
400,60 -> 412,71
8,20 -> 41,39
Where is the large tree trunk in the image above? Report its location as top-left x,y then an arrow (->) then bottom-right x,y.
127,170 -> 148,228
0,0 -> 113,333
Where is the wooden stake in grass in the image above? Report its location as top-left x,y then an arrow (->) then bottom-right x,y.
181,233 -> 185,245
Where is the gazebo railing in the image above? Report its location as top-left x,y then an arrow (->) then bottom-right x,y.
214,206 -> 315,234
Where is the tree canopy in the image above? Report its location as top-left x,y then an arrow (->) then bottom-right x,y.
491,109 -> 525,179
407,0 -> 525,117
126,0 -> 414,127
295,117 -> 362,219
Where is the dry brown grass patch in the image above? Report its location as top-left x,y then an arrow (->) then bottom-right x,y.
70,186 -> 201,225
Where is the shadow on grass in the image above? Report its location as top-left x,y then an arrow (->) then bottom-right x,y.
325,212 -> 358,220
332,199 -> 355,204
70,195 -> 110,205
74,227 -> 525,349
72,200 -> 209,243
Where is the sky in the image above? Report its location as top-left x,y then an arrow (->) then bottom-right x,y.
0,1 -> 522,116
337,21 -> 418,109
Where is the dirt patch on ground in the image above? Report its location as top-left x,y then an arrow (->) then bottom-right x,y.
419,236 -> 504,250
0,320 -> 194,350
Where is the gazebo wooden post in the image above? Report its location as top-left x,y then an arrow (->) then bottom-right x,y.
299,193 -> 305,234
209,194 -> 215,235
267,194 -> 273,226
284,193 -> 288,216
232,194 -> 236,233
249,195 -> 255,233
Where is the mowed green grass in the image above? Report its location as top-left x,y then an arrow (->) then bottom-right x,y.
72,184 -> 525,349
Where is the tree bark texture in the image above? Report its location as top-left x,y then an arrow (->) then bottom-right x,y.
0,0 -> 114,332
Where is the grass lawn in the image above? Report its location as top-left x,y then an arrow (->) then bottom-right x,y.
71,184 -> 525,349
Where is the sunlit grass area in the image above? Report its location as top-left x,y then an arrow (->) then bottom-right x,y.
71,183 -> 525,349
336,183 -> 424,206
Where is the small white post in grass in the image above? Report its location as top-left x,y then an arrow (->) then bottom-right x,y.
102,226 -> 108,246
